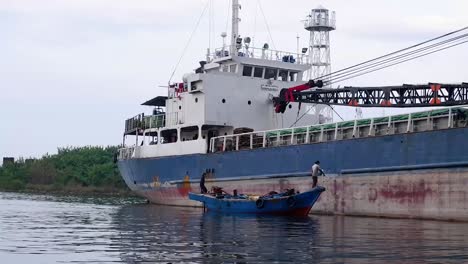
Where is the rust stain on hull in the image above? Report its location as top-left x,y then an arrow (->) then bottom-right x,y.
136,168 -> 468,221
379,179 -> 433,204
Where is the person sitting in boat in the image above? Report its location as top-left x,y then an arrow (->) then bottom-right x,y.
311,160 -> 325,188
200,172 -> 208,194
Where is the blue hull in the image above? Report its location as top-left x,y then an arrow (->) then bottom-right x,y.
189,187 -> 326,216
118,127 -> 468,188
117,127 -> 468,220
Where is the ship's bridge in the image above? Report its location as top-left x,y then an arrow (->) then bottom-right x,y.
209,44 -> 310,65
200,43 -> 311,84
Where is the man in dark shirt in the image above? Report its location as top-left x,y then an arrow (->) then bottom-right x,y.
200,172 -> 208,194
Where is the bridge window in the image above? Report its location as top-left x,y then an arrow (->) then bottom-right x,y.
220,64 -> 238,73
279,70 -> 288,81
243,66 -> 253,77
181,126 -> 199,141
146,131 -> 158,145
160,129 -> 178,144
289,72 -> 298,82
264,68 -> 278,80
230,64 -> 237,73
253,67 -> 264,78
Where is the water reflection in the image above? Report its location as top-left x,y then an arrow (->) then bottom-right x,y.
115,206 -> 468,263
1,192 -> 468,263
112,205 -> 468,264
197,213 -> 321,263
113,205 -> 323,263
113,205 -> 202,263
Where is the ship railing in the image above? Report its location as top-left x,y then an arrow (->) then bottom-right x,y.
124,112 -> 186,135
143,114 -> 166,129
124,113 -> 166,135
304,17 -> 336,30
210,45 -> 309,65
118,147 -> 135,160
124,113 -> 144,134
304,10 -> 336,30
167,83 -> 188,99
209,106 -> 467,153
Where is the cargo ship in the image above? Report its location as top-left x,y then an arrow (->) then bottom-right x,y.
117,1 -> 468,220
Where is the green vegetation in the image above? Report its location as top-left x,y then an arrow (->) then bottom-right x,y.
0,146 -> 129,195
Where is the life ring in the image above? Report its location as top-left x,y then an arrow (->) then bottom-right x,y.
287,196 -> 296,207
256,198 -> 265,209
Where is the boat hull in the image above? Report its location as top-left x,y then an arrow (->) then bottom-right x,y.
118,127 -> 468,220
188,187 -> 325,216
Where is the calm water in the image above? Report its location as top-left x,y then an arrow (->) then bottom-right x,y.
1,192 -> 468,263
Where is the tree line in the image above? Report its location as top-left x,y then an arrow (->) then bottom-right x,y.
0,146 -> 127,192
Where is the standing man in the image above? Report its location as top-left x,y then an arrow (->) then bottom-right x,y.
311,160 -> 325,188
200,172 -> 208,194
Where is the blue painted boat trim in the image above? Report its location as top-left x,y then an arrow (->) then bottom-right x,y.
188,187 -> 326,215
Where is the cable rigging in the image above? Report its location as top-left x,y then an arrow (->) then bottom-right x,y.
168,1 -> 211,84
329,37 -> 468,85
328,34 -> 468,84
257,0 -> 277,50
315,26 -> 468,85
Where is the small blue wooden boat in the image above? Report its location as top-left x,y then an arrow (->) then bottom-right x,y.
188,186 -> 325,216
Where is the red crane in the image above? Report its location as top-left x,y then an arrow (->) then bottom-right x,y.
273,81 -> 468,113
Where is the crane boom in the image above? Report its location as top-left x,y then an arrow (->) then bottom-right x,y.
273,82 -> 468,113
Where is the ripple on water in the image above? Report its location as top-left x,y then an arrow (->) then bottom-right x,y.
0,192 -> 468,263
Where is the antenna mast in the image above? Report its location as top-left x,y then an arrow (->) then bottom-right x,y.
304,5 -> 336,123
231,0 -> 240,56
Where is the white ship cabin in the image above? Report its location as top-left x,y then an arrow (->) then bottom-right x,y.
119,1 -> 325,159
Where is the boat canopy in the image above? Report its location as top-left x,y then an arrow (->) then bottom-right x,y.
142,96 -> 167,107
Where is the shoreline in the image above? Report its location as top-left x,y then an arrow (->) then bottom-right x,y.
0,184 -> 138,198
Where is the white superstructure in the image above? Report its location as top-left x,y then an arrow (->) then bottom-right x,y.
120,1 -> 328,159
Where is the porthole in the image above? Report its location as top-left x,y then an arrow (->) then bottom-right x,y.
222,99 -> 226,103
179,106 -> 182,110
248,100 -> 251,105
195,98 -> 198,103
288,104 -> 292,109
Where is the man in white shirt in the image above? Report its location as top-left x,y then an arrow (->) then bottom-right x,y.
311,160 -> 325,188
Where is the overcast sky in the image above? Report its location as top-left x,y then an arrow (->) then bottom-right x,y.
1,0 -> 467,160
